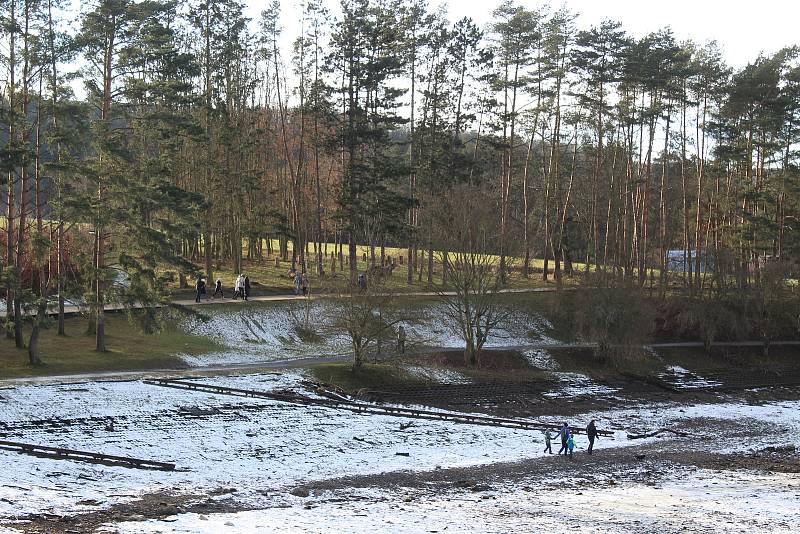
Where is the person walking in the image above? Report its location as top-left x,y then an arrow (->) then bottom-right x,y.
397,325 -> 406,354
294,272 -> 303,295
195,277 -> 206,303
567,433 -> 576,460
543,429 -> 554,454
558,422 -> 570,456
244,275 -> 251,301
213,278 -> 224,299
586,419 -> 600,455
233,274 -> 244,300
301,273 -> 309,296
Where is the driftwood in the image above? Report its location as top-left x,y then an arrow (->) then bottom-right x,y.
627,428 -> 689,440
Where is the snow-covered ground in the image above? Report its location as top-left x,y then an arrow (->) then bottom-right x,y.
0,372 -> 562,520
522,348 -> 561,370
544,372 -> 621,400
2,372 -> 800,528
658,365 -> 723,390
104,467 -> 800,533
179,300 -> 560,367
180,302 -> 352,366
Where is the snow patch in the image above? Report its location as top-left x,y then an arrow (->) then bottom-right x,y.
2,373 -> 800,522
103,469 -> 800,533
179,301 -> 562,368
544,372 -> 620,399
659,365 -> 723,390
522,349 -> 560,370
402,365 -> 472,384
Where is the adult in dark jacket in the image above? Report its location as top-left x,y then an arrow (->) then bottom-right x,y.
244,275 -> 251,301
195,277 -> 206,303
558,422 -> 570,455
586,419 -> 600,454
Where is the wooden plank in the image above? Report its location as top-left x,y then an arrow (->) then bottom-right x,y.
0,440 -> 176,471
144,379 -> 613,436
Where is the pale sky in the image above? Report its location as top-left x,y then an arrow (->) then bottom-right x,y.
244,0 -> 799,69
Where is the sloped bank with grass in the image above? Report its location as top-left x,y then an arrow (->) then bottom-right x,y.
0,311 -> 222,379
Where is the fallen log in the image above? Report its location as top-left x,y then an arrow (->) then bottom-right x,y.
627,428 -> 689,440
0,439 -> 176,471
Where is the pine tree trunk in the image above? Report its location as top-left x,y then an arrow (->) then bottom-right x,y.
28,70 -> 46,364
521,132 -> 535,278
6,0 -> 17,340
659,100 -> 672,298
95,15 -> 116,353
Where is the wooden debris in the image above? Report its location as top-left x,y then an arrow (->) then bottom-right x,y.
627,428 -> 690,440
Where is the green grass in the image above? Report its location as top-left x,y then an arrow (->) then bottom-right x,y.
312,352 -> 555,391
310,362 -> 430,392
0,313 -> 222,379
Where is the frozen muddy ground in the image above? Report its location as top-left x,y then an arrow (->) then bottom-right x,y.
179,300 -> 559,367
0,372 -> 580,520
104,468 -> 800,534
2,371 -> 800,532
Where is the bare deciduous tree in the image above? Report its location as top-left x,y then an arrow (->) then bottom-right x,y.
435,185 -> 511,367
330,276 -> 399,369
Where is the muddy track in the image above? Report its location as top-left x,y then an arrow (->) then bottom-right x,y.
11,490 -> 243,534
12,438 -> 798,534
298,417 -> 796,494
357,381 -> 800,419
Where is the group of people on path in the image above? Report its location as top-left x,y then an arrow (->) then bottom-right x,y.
194,274 -> 250,302
543,420 -> 601,460
194,267 -> 315,302
288,269 -> 310,296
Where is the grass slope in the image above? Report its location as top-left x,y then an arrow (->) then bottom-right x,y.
310,362 -> 431,391
0,313 -> 221,379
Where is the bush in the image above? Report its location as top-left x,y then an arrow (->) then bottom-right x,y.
572,272 -> 654,368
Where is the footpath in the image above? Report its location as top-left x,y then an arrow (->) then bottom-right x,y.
0,286 -> 564,317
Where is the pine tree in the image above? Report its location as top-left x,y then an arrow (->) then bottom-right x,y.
77,0 -> 202,350
328,0 -> 407,283
490,1 -> 541,284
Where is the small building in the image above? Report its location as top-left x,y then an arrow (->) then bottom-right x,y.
665,250 -> 711,273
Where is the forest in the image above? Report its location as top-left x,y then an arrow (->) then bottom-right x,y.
1,0 -> 799,364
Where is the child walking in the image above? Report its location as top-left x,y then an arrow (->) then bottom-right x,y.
567,433 -> 576,460
543,429 -> 554,454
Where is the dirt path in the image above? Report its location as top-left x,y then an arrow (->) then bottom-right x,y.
300,440 -> 800,495
0,286 -> 562,318
5,340 -> 800,388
